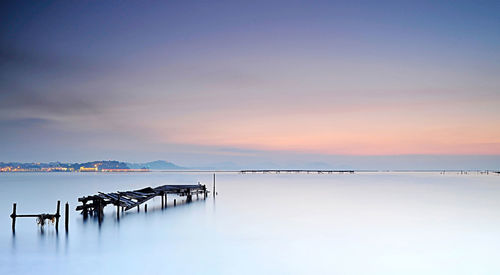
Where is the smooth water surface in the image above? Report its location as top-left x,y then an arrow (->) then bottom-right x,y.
1,172 -> 500,274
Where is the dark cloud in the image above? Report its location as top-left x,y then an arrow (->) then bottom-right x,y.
0,47 -> 109,116
0,117 -> 56,146
0,83 -> 102,115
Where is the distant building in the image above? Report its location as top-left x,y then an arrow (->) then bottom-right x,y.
79,167 -> 98,172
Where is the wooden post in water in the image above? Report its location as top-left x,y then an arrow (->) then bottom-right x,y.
161,192 -> 164,209
11,203 -> 16,233
174,199 -> 176,207
82,201 -> 88,219
117,194 -> 121,219
65,202 -> 69,232
94,200 -> 101,222
137,205 -> 140,212
165,194 -> 167,208
145,204 -> 148,212
97,199 -> 103,220
187,188 -> 192,203
55,200 -> 61,231
213,173 -> 216,198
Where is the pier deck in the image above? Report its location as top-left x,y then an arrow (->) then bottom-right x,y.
76,184 -> 208,218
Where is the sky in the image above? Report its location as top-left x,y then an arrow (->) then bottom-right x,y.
1,1 -> 499,169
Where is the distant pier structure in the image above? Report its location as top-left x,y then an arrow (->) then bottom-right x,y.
240,169 -> 354,174
76,184 -> 208,219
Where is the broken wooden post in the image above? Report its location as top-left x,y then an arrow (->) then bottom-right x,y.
82,201 -> 88,219
187,188 -> 192,203
55,200 -> 61,231
65,202 -> 69,232
213,173 -> 216,198
96,199 -> 103,220
117,194 -> 121,219
11,203 -> 16,233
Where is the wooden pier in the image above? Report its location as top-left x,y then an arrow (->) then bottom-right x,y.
240,169 -> 354,174
76,184 -> 208,218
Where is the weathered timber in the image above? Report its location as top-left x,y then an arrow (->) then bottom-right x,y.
65,202 -> 69,232
76,184 -> 208,218
10,201 -> 62,232
55,201 -> 60,231
11,203 -> 16,233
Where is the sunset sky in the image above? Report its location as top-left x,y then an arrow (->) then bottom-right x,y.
1,1 -> 499,168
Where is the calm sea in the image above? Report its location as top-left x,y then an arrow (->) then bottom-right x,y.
1,172 -> 499,274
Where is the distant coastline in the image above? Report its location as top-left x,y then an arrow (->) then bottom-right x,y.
0,160 -> 498,175
0,160 -> 183,173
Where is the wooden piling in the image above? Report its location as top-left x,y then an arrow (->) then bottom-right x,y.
65,202 -> 69,232
11,203 -> 16,233
55,200 -> 61,231
137,205 -> 140,212
161,193 -> 164,209
145,204 -> 147,212
174,199 -> 176,207
213,173 -> 216,198
82,201 -> 88,218
117,194 -> 121,219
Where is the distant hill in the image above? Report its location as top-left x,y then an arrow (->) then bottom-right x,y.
80,161 -> 129,169
127,160 -> 186,170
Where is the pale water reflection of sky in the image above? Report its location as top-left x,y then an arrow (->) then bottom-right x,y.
1,172 -> 500,274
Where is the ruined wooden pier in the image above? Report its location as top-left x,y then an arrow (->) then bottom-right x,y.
76,184 -> 209,219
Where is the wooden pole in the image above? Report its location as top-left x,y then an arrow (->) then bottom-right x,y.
165,194 -> 167,208
65,202 -> 69,232
161,193 -> 164,209
117,194 -> 121,219
83,201 -> 88,219
187,188 -> 192,203
213,173 -> 216,198
55,200 -> 61,231
174,199 -> 176,207
11,203 -> 16,233
97,199 -> 103,220
137,205 -> 140,212
145,204 -> 147,212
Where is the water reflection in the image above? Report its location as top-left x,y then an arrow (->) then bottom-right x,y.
2,172 -> 500,275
